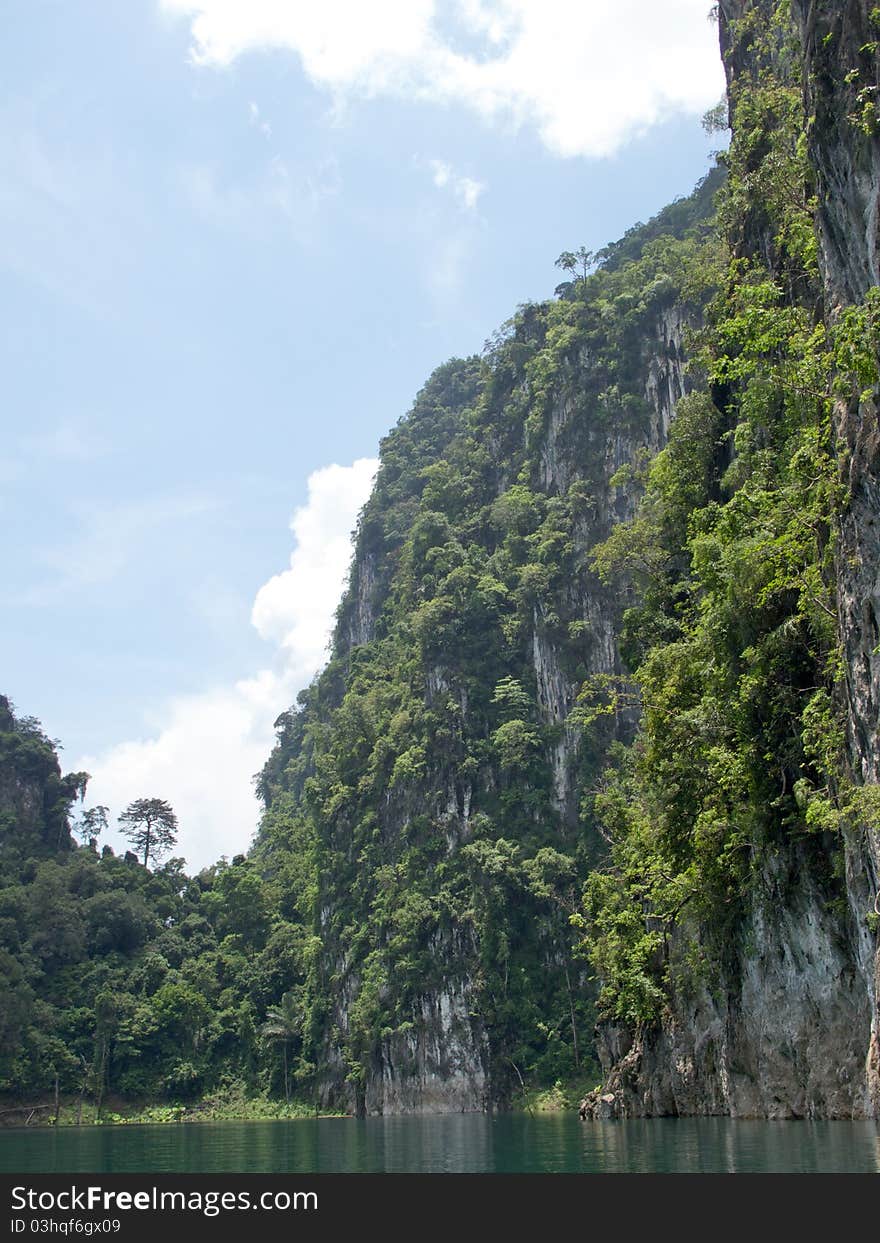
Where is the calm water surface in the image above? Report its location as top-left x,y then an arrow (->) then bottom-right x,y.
1,1115 -> 878,1174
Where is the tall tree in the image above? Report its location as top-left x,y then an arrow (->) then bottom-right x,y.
118,798 -> 178,868
74,805 -> 109,847
554,245 -> 596,291
91,988 -> 117,1120
260,991 -> 302,1104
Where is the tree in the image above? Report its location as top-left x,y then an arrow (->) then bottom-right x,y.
701,97 -> 729,135
74,805 -> 109,847
91,988 -> 118,1120
554,246 -> 597,291
260,991 -> 303,1104
118,798 -> 178,868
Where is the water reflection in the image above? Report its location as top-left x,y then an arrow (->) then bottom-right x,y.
2,1114 -> 878,1174
577,1116 -> 880,1174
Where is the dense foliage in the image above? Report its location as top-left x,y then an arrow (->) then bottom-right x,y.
1,159 -> 729,1113
0,699 -> 311,1112
254,167 -> 725,1108
5,3 -> 875,1118
576,0 -> 878,1025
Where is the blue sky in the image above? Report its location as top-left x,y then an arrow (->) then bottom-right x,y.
1,0 -> 725,867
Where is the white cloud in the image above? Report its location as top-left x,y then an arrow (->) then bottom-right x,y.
410,158 -> 487,299
427,158 -> 484,211
160,0 -> 725,158
76,458 -> 378,870
251,458 -> 378,683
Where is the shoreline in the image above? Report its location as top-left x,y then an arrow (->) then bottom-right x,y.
1,1080 -> 593,1129
0,1098 -> 344,1129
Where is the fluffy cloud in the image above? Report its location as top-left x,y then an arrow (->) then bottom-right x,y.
160,0 -> 725,158
76,458 -> 378,869
251,458 -> 378,682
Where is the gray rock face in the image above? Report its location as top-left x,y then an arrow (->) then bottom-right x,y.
275,9 -> 880,1119
794,0 -> 880,306
316,924 -> 490,1116
793,0 -> 880,1112
585,0 -> 880,1122
585,850 -> 872,1118
310,294 -> 695,1116
344,549 -> 379,651
363,987 -> 489,1116
0,695 -> 71,853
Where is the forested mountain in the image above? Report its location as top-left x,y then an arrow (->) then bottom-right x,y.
253,168 -> 722,1113
3,0 -> 879,1121
256,0 -> 880,1118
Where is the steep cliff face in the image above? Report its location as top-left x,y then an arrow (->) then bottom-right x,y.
0,696 -> 78,856
256,178 -> 720,1113
590,845 -> 872,1119
793,0 -> 880,1110
581,0 -> 880,1121
259,3 -> 880,1121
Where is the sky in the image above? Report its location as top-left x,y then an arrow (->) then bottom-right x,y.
1,0 -> 726,869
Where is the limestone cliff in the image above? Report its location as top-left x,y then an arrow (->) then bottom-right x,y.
0,696 -> 79,856
259,2 -> 880,1122
256,176 -> 719,1113
581,0 -> 880,1121
794,0 -> 880,1113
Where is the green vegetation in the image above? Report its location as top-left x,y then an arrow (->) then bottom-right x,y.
575,0 -> 873,1026
4,2 -> 874,1119
2,155 -> 726,1114
0,697 -> 325,1120
254,164 -> 725,1108
118,798 -> 179,868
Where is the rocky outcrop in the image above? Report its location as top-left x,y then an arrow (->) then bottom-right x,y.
529,297 -> 694,828
583,0 -> 880,1122
262,4 -> 880,1120
0,695 -> 77,854
582,848 -> 872,1119
362,986 -> 489,1116
794,0 -> 880,1113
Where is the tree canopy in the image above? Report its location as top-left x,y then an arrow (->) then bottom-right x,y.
118,798 -> 178,868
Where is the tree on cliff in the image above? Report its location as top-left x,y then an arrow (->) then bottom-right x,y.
118,797 -> 178,868
74,805 -> 109,846
554,245 -> 597,293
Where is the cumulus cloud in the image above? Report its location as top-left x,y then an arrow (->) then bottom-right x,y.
76,458 -> 378,870
251,458 -> 378,683
160,0 -> 724,158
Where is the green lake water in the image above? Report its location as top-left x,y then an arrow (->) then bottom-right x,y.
1,1115 -> 878,1173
